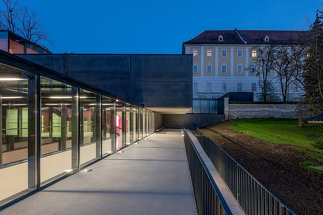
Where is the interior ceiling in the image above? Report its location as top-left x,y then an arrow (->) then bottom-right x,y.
147,107 -> 191,114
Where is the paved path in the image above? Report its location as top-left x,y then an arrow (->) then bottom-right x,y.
1,130 -> 197,215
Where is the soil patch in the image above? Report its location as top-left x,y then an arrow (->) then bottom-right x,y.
201,121 -> 323,215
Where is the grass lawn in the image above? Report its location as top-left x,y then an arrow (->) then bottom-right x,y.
230,118 -> 323,167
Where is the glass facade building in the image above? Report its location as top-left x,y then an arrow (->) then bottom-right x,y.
0,56 -> 155,208
0,31 -> 51,54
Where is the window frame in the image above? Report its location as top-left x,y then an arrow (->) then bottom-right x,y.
237,64 -> 243,73
221,64 -> 227,73
221,49 -> 227,57
207,49 -> 212,57
193,49 -> 198,57
193,64 -> 198,73
207,64 -> 212,73
237,49 -> 243,57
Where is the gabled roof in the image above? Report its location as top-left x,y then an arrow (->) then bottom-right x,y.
183,30 -> 242,44
238,30 -> 307,45
183,29 -> 308,46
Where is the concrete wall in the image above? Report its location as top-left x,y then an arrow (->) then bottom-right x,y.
228,104 -> 311,119
154,112 -> 163,129
18,54 -> 192,108
162,114 -> 224,129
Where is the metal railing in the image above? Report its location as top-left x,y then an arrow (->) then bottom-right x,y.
184,129 -> 235,215
194,129 -> 297,215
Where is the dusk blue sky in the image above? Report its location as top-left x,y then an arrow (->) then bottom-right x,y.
20,0 -> 322,54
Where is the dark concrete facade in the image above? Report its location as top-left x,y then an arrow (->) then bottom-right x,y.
162,114 -> 224,129
18,54 -> 192,109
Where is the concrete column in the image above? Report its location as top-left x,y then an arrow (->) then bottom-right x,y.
224,97 -> 229,120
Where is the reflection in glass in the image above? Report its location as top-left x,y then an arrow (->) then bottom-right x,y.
40,77 -> 74,184
116,100 -> 124,150
126,105 -> 131,145
132,106 -> 137,142
0,63 -> 35,204
102,96 -> 115,155
80,89 -> 100,166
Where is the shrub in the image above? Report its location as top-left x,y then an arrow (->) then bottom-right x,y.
312,140 -> 323,149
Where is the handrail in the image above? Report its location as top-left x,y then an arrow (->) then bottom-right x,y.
195,128 -> 298,215
184,129 -> 244,215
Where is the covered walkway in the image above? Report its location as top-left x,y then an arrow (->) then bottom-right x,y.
1,130 -> 197,215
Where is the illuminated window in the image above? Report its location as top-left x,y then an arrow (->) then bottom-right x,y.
252,50 -> 257,57
307,52 -> 310,57
218,35 -> 223,42
237,64 -> 243,73
237,49 -> 243,57
193,49 -> 198,57
207,49 -> 212,56
193,64 -> 198,73
207,64 -> 212,73
221,64 -> 227,73
222,49 -> 227,57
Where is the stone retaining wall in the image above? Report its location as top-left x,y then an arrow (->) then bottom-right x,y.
227,104 -> 311,119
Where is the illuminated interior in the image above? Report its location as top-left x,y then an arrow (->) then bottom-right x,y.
0,61 -> 155,207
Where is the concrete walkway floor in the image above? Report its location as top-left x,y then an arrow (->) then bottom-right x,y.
1,130 -> 197,215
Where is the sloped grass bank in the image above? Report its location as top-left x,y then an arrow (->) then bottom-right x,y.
230,118 -> 323,166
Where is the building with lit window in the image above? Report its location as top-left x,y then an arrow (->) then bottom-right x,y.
0,30 -> 51,54
183,29 -> 307,102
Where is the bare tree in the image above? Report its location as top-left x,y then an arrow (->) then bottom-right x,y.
0,0 -> 19,33
18,6 -> 47,42
251,45 -> 276,102
271,39 -> 307,103
0,0 -> 48,43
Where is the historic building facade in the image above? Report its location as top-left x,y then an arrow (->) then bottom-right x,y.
183,29 -> 306,101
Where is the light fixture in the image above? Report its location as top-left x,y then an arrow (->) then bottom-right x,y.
64,169 -> 73,173
1,96 -> 25,99
0,78 -> 26,81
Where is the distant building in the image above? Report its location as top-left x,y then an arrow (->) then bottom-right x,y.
183,29 -> 307,102
0,30 -> 51,54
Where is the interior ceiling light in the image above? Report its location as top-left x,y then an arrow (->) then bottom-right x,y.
0,78 -> 26,81
1,96 -> 25,99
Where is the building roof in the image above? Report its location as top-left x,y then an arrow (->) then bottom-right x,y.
183,29 -> 308,46
238,30 -> 307,45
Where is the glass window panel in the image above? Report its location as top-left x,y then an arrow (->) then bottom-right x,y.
116,100 -> 124,150
200,100 -> 209,113
125,104 -> 131,145
102,96 -> 115,155
132,106 -> 137,142
0,62 -> 36,204
40,77 -> 74,184
80,89 -> 100,166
